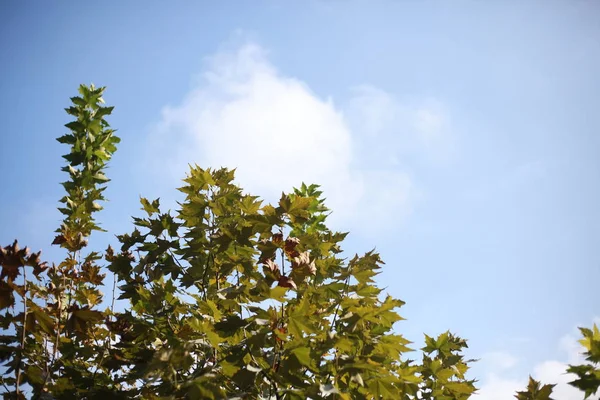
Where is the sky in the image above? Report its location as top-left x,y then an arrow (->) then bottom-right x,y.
1,1 -> 600,397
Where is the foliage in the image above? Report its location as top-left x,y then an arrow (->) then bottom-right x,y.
514,377 -> 555,400
1,84 -> 119,399
566,324 -> 600,399
0,84 -> 594,399
0,84 -> 477,399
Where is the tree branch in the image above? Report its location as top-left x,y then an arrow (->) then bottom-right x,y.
15,267 -> 28,396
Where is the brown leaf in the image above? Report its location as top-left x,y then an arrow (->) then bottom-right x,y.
284,237 -> 300,257
32,261 -> 49,277
107,314 -> 133,337
292,251 -> 311,268
272,233 -> 284,244
0,281 -> 14,310
307,260 -> 317,275
264,259 -> 279,274
0,241 -> 27,282
81,262 -> 105,285
277,276 -> 297,290
105,245 -> 115,261
27,251 -> 48,276
52,235 -> 67,245
67,306 -> 103,334
291,251 -> 317,278
275,326 -> 287,343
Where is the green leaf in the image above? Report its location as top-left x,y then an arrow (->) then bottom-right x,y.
291,346 -> 313,368
70,96 -> 86,106
140,197 -> 160,215
65,120 -> 85,132
25,364 -> 45,385
445,381 -> 476,395
73,308 -> 103,321
287,314 -> 314,338
268,286 -> 288,302
214,315 -> 246,337
56,134 -> 76,144
32,307 -> 54,335
515,376 -> 555,400
93,171 -> 109,182
95,105 -> 114,119
367,378 -> 398,399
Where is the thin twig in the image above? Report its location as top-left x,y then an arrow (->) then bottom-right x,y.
325,272 -> 351,388
0,376 -> 11,395
329,274 -> 350,333
280,233 -> 285,277
40,270 -> 65,394
201,252 -> 213,301
110,271 -> 117,316
243,328 -> 281,399
90,328 -> 106,385
15,267 -> 28,396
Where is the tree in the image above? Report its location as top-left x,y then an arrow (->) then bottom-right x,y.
0,84 -> 593,399
0,84 -> 477,399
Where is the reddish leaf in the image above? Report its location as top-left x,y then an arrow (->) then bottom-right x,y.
81,262 -> 105,285
284,237 -> 300,257
272,232 -> 283,244
277,276 -> 297,290
0,281 -> 14,310
264,259 -> 279,274
0,241 -> 27,282
52,235 -> 67,245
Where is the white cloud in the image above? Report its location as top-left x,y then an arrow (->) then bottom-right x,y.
146,40 -> 450,234
346,85 -> 455,164
476,374 -> 523,400
346,85 -> 397,138
483,351 -> 519,371
477,319 -> 600,400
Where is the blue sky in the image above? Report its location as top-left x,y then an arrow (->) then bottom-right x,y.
1,1 -> 599,397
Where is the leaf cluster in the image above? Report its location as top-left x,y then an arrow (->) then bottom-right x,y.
2,84 -> 595,400
566,324 -> 600,399
0,84 -> 118,399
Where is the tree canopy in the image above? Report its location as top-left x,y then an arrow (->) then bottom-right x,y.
0,85 -> 597,399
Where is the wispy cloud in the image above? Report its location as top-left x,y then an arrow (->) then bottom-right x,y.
145,40 -> 451,234
346,85 -> 455,164
482,351 -> 519,371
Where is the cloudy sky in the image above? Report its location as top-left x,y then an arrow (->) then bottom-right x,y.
1,1 -> 599,397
